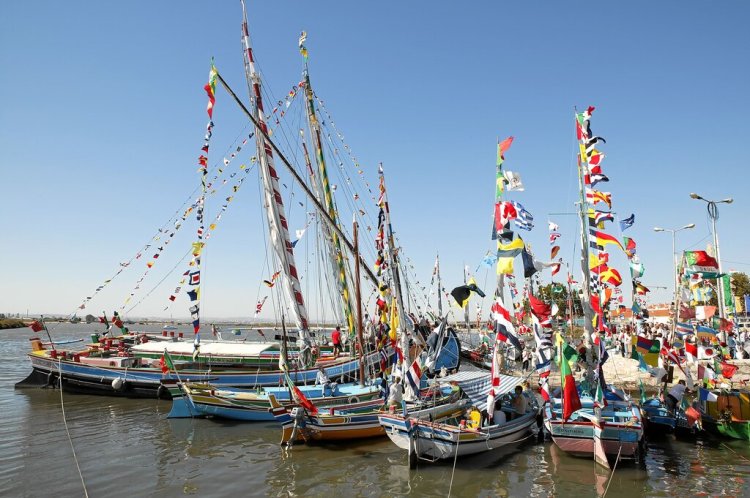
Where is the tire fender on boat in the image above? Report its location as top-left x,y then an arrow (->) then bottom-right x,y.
348,396 -> 360,404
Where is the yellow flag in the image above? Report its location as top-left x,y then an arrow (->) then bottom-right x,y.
389,299 -> 398,341
497,257 -> 515,275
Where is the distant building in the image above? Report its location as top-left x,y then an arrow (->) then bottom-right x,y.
646,303 -> 672,325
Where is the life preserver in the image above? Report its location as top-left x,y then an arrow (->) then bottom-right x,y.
347,396 -> 360,404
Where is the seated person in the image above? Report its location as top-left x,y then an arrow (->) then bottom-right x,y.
510,385 -> 528,420
316,366 -> 333,396
492,401 -> 507,425
466,406 -> 482,430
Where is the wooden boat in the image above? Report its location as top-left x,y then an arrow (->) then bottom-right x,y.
544,390 -> 644,462
699,388 -> 750,440
272,383 -> 464,444
640,397 -> 677,435
167,380 -> 382,421
378,371 -> 536,467
16,340 -> 383,399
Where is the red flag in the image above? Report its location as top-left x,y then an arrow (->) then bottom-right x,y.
528,295 -> 551,321
721,362 -> 738,379
292,385 -> 318,415
29,320 -> 44,332
684,406 -> 701,428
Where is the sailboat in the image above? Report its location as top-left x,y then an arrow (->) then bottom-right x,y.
543,106 -> 645,466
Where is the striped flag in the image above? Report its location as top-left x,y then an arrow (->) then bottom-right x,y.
405,357 -> 424,393
492,299 -> 522,350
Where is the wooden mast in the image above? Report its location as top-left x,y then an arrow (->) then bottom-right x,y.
354,214 -> 365,386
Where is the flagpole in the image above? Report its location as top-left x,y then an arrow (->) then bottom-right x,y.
40,316 -> 55,349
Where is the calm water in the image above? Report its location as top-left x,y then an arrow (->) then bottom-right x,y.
3,323 -> 750,497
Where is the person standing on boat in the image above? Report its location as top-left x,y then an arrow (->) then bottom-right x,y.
665,379 -> 688,413
521,348 -> 530,372
388,376 -> 404,407
331,326 -> 343,359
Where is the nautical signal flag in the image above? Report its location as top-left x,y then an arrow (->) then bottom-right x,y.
189,271 -> 201,286
600,267 -> 623,287
588,209 -> 614,228
585,188 -> 612,208
491,299 -> 522,350
589,229 -> 625,252
29,320 -> 44,332
451,280 -> 486,308
619,214 -> 635,232
405,358 -> 424,393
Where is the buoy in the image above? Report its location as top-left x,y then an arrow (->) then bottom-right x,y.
347,396 -> 360,404
111,378 -> 125,391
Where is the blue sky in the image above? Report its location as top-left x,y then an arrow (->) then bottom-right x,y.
2,1 -> 748,321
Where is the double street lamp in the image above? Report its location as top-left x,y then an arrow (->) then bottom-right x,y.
653,224 -> 695,320
689,193 -> 733,321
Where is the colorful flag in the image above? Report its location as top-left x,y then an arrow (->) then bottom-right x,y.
622,237 -> 637,258
696,325 -> 718,341
600,267 -> 622,287
405,358 -> 424,393
636,335 -> 654,355
588,209 -> 614,227
585,188 -> 612,208
619,214 -> 635,232
589,229 -> 625,252
450,281 -> 485,308
561,342 -> 582,421
590,173 -> 609,187
720,362 -> 738,379
497,136 -> 514,166
685,251 -> 718,269
548,221 -> 559,232
630,260 -> 645,279
160,352 -> 174,375
698,388 -> 718,402
550,246 -> 560,259
187,288 -> 200,301
189,271 -> 201,286
503,170 -> 524,191
492,299 -> 522,350
633,281 -> 650,295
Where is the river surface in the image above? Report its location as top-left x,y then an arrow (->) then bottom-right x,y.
3,323 -> 750,497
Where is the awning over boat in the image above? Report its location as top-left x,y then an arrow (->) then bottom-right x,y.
439,370 -> 525,413
131,341 -> 277,357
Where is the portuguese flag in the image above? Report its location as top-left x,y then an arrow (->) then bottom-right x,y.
561,343 -> 582,421
685,251 -> 718,269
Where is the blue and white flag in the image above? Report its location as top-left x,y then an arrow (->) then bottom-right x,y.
619,214 -> 635,232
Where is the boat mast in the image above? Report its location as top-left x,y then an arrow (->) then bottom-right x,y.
574,108 -> 596,382
378,163 -> 410,362
436,253 -> 443,317
299,34 -> 356,338
353,214 -> 365,386
239,1 -> 309,339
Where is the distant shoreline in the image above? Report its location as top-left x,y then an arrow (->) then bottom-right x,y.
0,319 -> 28,330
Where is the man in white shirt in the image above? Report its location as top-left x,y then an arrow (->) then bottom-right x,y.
388,376 -> 404,407
665,379 -> 688,412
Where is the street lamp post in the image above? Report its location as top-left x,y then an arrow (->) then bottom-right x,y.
653,224 -> 695,326
689,193 -> 733,323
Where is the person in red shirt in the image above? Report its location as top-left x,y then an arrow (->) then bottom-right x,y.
331,326 -> 342,358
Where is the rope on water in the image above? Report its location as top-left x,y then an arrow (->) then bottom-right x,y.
447,429 -> 461,498
57,359 -> 89,498
721,442 -> 750,463
602,444 -> 622,498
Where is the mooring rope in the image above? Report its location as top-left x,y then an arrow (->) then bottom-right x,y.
57,359 -> 89,497
602,445 -> 623,498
